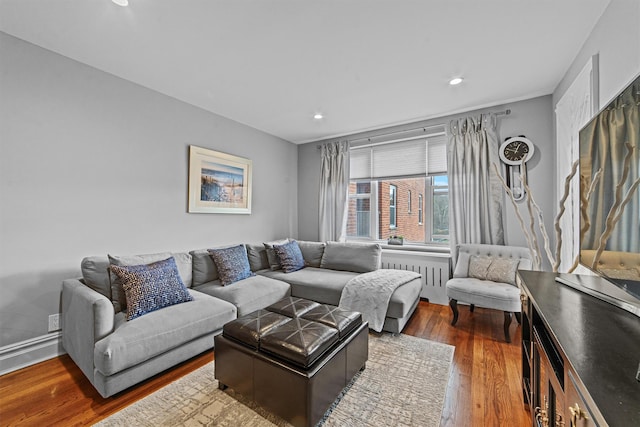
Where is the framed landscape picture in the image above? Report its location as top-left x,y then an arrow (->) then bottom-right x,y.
188,145 -> 252,214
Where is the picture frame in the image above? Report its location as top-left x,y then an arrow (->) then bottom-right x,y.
188,145 -> 252,214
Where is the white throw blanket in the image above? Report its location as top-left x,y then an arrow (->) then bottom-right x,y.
339,269 -> 421,332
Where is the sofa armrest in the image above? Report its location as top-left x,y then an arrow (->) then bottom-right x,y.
62,278 -> 115,383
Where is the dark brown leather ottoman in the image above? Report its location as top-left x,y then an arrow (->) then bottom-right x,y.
215,297 -> 368,427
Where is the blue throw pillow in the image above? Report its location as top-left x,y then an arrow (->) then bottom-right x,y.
208,245 -> 255,286
273,240 -> 305,273
110,257 -> 193,321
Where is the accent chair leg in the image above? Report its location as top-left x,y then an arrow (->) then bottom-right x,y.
515,312 -> 522,325
449,299 -> 459,326
503,311 -> 513,343
469,304 -> 475,312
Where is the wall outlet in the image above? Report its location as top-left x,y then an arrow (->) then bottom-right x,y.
48,313 -> 61,332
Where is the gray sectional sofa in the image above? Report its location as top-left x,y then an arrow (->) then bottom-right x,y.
61,240 -> 421,397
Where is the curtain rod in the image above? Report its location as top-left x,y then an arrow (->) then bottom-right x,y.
317,109 -> 511,149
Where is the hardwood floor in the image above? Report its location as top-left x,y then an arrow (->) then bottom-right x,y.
0,301 -> 531,426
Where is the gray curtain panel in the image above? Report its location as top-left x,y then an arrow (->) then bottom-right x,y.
319,141 -> 350,242
581,85 -> 640,253
447,113 -> 505,256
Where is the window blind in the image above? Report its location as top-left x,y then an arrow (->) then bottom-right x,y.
350,133 -> 447,179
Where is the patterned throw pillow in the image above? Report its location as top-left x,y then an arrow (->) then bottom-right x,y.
208,245 -> 255,286
468,255 -> 493,280
486,258 -> 520,285
263,238 -> 290,270
109,257 -> 193,321
273,240 -> 306,273
468,255 -> 520,285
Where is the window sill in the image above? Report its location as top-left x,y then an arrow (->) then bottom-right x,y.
346,238 -> 450,255
380,243 -> 450,255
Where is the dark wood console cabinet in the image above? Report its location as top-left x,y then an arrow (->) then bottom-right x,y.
517,270 -> 640,427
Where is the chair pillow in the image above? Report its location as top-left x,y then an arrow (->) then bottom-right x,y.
263,238 -> 290,270
110,257 -> 193,321
208,245 -> 255,286
469,255 -> 520,285
273,240 -> 306,273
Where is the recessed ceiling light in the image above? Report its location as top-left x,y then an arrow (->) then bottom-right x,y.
449,77 -> 463,86
313,113 -> 324,120
112,0 -> 129,6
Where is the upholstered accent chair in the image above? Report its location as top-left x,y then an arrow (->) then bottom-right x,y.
446,243 -> 532,342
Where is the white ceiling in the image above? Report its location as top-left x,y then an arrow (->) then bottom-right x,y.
0,0 -> 610,144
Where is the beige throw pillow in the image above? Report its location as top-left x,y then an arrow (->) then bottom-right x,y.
468,255 -> 520,285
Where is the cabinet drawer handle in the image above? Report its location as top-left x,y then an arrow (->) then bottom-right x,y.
535,396 -> 550,427
569,402 -> 589,424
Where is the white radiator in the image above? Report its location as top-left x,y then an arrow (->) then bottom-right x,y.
381,249 -> 451,305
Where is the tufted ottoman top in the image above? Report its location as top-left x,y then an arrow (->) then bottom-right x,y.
222,297 -> 362,369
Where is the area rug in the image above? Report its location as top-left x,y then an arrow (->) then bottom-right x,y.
95,333 -> 455,427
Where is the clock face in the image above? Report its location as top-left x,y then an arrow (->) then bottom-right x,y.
499,137 -> 534,165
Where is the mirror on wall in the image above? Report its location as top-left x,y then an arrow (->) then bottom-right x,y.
579,73 -> 640,294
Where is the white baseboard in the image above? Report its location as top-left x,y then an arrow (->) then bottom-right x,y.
0,332 -> 65,376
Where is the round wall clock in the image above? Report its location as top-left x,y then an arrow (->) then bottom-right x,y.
499,136 -> 535,165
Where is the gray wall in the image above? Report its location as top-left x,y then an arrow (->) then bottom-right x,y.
554,0 -> 640,111
0,33 -> 298,348
298,95 -> 555,254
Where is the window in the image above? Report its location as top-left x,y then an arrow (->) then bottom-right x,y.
347,182 -> 372,237
431,175 -> 449,242
389,185 -> 397,229
346,128 -> 449,244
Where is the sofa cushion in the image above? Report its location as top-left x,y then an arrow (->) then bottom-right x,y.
93,290 -> 236,376
190,249 -> 219,286
208,245 -> 254,286
110,257 -> 194,321
259,267 -> 358,306
108,252 -> 192,313
194,275 -> 290,317
273,240 -> 305,273
263,238 -> 290,270
320,242 -> 381,273
245,243 -> 270,271
446,277 -> 521,312
81,256 -> 112,299
296,240 -> 326,267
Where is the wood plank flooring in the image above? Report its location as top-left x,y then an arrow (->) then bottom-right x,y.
0,301 -> 530,426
